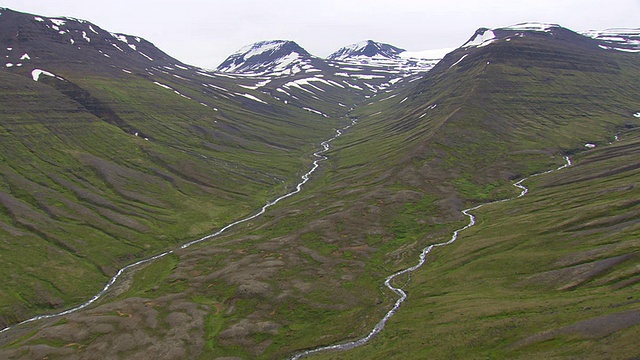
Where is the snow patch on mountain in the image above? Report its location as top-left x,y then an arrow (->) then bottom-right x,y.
350,74 -> 385,80
464,29 -> 497,48
111,33 -> 138,51
501,22 -> 558,32
302,107 -> 329,117
236,41 -> 284,60
238,93 -> 268,104
400,48 -> 455,60
343,81 -> 363,90
239,79 -> 272,90
31,69 -> 57,81
270,52 -> 304,74
139,52 -> 154,61
282,77 -> 339,94
598,45 -> 640,53
153,81 -> 173,90
50,18 -> 66,27
154,81 -> 192,100
583,28 -> 640,53
449,54 -> 468,68
462,23 -> 564,49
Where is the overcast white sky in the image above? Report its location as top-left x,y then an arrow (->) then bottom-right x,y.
2,0 -> 639,69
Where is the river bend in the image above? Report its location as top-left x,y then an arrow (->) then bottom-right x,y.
290,156 -> 572,359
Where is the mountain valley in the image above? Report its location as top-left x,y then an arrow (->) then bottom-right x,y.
0,7 -> 638,359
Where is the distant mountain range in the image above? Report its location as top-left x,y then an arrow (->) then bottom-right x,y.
215,22 -> 639,76
215,38 -> 448,78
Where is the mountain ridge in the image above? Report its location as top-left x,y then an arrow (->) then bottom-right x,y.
0,7 -> 189,71
328,39 -> 406,60
213,22 -> 639,80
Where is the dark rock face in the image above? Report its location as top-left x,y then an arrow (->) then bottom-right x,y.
0,8 -> 187,71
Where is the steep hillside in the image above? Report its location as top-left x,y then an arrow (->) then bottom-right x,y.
311,129 -> 640,360
336,23 -> 640,201
0,8 -> 346,327
285,23 -> 640,359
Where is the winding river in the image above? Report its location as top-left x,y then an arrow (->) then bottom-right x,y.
290,156 -> 572,359
0,118 -> 358,335
0,123 -> 573,360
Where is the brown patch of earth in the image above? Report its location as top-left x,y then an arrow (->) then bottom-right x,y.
520,253 -> 636,290
0,295 -> 208,359
512,309 -> 640,348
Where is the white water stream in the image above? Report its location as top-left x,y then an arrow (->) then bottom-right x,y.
0,119 -> 358,335
290,156 -> 572,359
1,128 -> 572,360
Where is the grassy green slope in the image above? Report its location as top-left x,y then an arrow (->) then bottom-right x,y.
1,30 -> 639,359
294,32 -> 640,359
312,128 -> 640,360
337,33 -> 639,199
0,63 -> 342,327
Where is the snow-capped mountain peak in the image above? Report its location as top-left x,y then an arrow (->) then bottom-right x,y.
217,40 -> 316,75
328,40 -> 405,61
324,40 -> 450,78
232,40 -> 297,60
463,23 -> 564,48
460,22 -> 640,54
